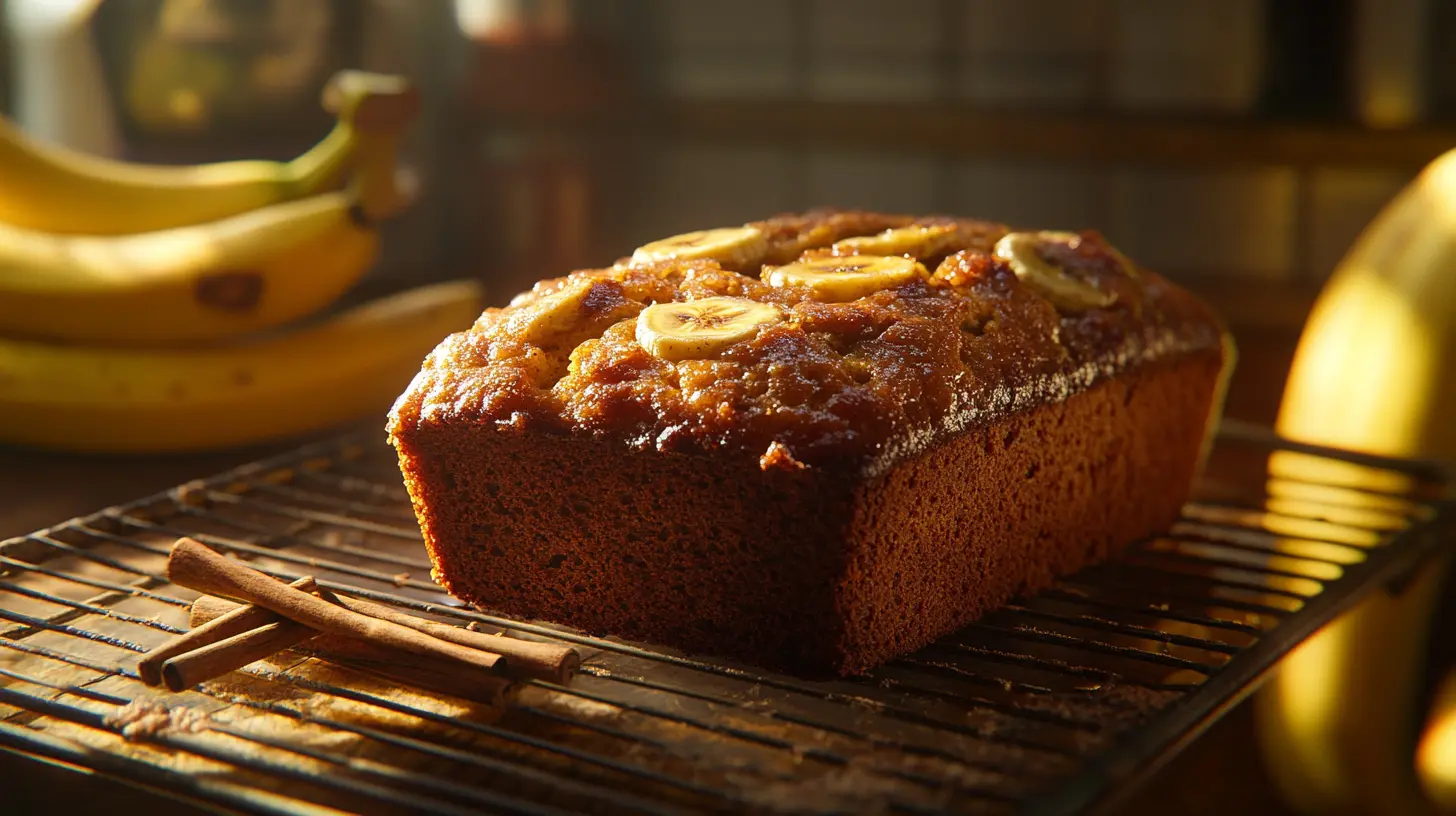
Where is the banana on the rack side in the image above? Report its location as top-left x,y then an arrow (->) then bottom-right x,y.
1255,146 -> 1456,816
1418,668 -> 1456,810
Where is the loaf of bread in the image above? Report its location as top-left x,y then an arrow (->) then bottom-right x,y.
388,210 -> 1233,677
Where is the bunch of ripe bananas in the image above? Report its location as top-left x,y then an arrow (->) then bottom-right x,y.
0,71 -> 484,454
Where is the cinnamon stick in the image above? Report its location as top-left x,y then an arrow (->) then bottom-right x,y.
137,576 -> 317,686
166,538 -> 507,676
161,621 -> 309,691
191,589 -> 578,684
317,590 -> 579,684
191,593 -> 290,633
184,597 -> 515,706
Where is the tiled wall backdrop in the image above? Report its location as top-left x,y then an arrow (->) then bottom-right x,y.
629,0 -> 1417,284
654,0 -> 1267,109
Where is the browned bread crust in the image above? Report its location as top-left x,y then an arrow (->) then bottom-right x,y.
388,209 -> 1233,677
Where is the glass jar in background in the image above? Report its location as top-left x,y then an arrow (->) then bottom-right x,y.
454,0 -> 634,305
351,0 -> 466,295
91,0 -> 362,158
5,0 -> 122,156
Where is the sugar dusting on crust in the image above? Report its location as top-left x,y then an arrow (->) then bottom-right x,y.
388,210 -> 1225,472
104,699 -> 212,741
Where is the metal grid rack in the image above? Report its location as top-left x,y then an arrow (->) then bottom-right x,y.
0,421 -> 1451,815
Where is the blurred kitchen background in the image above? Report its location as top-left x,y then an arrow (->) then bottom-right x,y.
4,0 -> 1455,427
1,3 -> 1454,814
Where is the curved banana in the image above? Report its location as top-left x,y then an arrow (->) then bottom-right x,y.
1255,147 -> 1456,815
0,280 -> 485,454
0,186 -> 382,345
0,98 -> 419,346
0,70 -> 417,235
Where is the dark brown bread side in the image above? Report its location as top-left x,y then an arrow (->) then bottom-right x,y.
394,353 -> 1219,677
388,210 -> 1232,677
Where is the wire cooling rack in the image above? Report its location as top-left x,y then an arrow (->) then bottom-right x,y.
0,420 -> 1451,815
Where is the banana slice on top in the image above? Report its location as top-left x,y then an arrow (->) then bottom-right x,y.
636,296 -> 784,361
512,279 -> 593,346
831,224 -> 958,258
765,255 -> 925,302
993,231 -> 1117,312
630,226 -> 768,268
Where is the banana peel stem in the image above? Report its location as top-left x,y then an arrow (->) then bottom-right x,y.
348,135 -> 416,224
287,70 -> 421,208
282,120 -> 356,200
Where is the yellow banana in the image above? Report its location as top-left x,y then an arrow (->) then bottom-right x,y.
0,184 -> 393,345
0,93 -> 418,346
1255,147 -> 1456,814
0,280 -> 484,454
0,70 -> 417,235
1418,669 -> 1456,810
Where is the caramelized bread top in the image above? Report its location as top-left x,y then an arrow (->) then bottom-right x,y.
388,209 -> 1227,473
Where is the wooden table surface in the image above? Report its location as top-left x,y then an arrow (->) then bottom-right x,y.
0,440 -> 303,542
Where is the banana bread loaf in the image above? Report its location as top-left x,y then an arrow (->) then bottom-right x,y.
388,210 -> 1233,677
